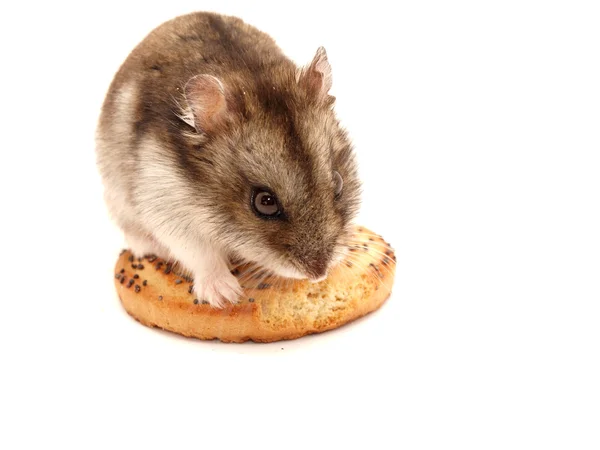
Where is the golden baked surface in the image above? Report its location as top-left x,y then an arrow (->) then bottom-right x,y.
114,226 -> 396,343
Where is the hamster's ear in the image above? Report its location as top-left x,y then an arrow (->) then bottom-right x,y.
297,46 -> 333,103
183,74 -> 228,133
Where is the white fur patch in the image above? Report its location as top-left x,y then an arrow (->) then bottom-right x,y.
96,81 -> 139,231
177,105 -> 196,128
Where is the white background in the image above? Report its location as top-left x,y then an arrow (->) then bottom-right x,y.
1,1 -> 599,448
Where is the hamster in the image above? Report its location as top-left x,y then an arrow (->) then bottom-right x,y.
96,12 -> 361,308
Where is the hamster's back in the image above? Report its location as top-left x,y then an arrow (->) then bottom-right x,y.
102,12 -> 287,116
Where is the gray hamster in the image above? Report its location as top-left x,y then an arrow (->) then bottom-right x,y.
96,12 -> 361,307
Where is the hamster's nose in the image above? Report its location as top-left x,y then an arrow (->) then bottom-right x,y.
301,248 -> 331,281
305,260 -> 328,282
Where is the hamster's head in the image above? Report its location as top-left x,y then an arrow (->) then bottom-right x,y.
180,47 -> 361,281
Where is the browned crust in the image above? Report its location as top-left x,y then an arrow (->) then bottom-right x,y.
114,227 -> 396,343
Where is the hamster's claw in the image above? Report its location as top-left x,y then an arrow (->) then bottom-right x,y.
193,271 -> 242,308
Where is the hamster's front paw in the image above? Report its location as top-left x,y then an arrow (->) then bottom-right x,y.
125,232 -> 169,260
193,271 -> 242,308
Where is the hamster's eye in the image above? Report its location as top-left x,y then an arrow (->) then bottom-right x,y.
252,189 -> 282,218
333,171 -> 343,199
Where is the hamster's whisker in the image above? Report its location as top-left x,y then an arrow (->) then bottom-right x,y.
335,241 -> 393,265
259,275 -> 285,306
342,241 -> 396,259
333,262 -> 383,293
237,266 -> 266,287
342,237 -> 394,249
342,251 -> 396,276
235,263 -> 260,279
249,270 -> 274,290
343,263 -> 386,290
347,247 -> 396,263
348,229 -> 389,239
341,253 -> 395,282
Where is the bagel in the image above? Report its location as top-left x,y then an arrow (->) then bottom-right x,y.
114,226 -> 396,343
